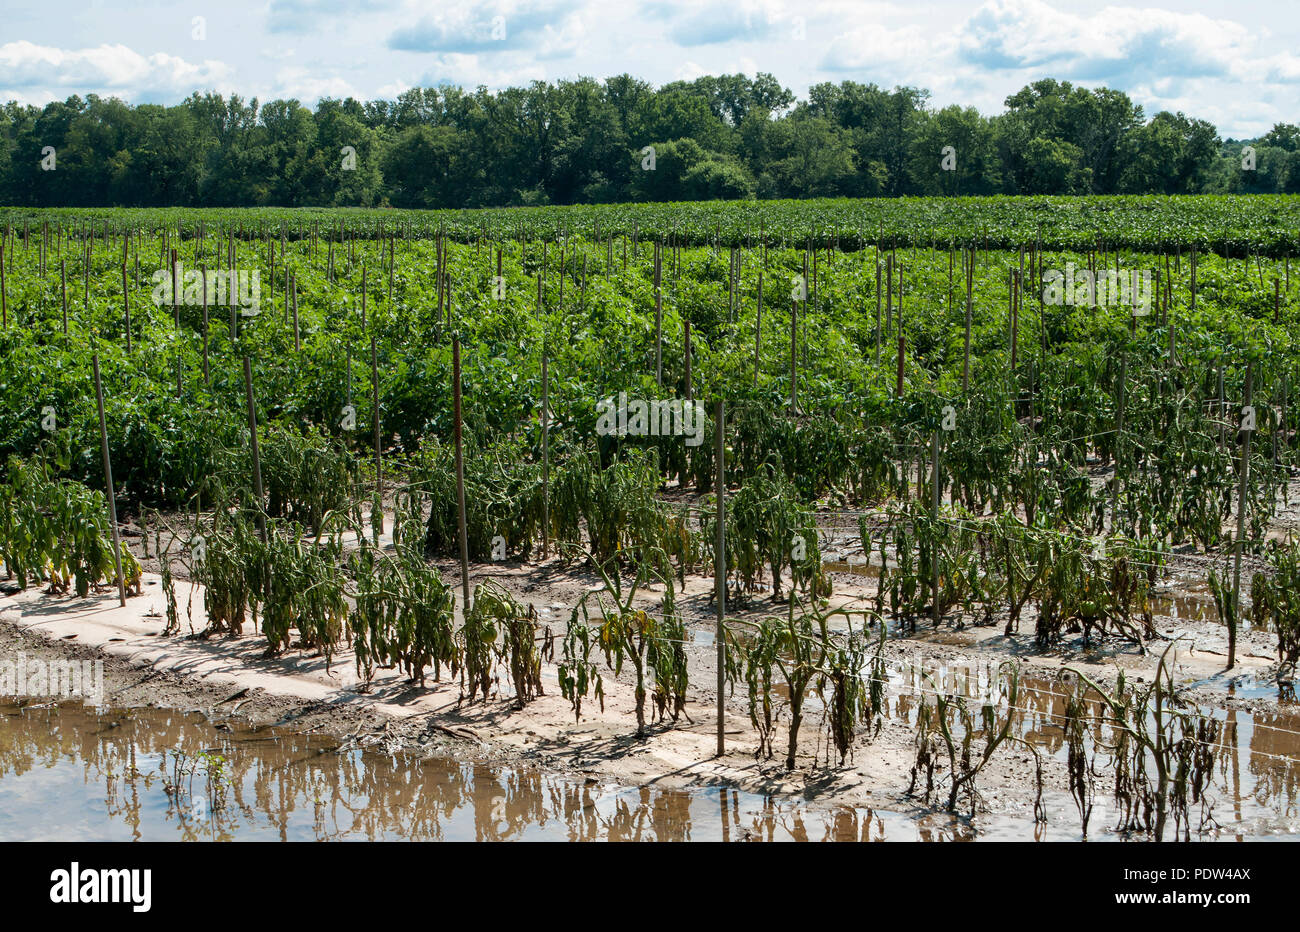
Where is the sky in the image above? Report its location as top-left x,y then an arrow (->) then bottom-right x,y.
1,0 -> 1296,138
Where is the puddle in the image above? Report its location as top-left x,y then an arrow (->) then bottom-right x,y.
0,700 -> 993,842
1148,589 -> 1216,625
5,673 -> 1296,841
823,561 -> 1275,634
711,566 -> 1300,835
876,662 -> 1300,837
824,559 -> 882,581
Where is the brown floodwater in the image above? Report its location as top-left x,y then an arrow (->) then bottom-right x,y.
0,700 -> 991,841
823,559 -> 1274,633
754,637 -> 1300,840
3,688 -> 1295,841
880,660 -> 1300,838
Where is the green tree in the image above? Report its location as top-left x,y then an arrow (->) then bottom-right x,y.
909,105 -> 1002,195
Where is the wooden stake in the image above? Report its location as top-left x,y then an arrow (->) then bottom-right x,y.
92,353 -> 126,607
291,271 -> 300,351
874,255 -> 881,367
371,335 -> 383,537
714,399 -> 726,757
754,271 -> 763,389
243,357 -> 266,542
1230,360 -> 1253,670
655,286 -> 663,387
121,263 -> 131,351
453,335 -> 472,614
541,349 -> 550,559
885,252 -> 893,334
684,320 -> 692,401
1,238 -> 6,329
1111,354 -> 1127,530
960,250 -> 972,391
931,428 -> 941,626
789,300 -> 798,413
201,264 -> 209,385
896,333 -> 906,398
1010,269 -> 1020,372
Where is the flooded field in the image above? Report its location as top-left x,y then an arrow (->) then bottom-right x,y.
761,645 -> 1300,840
1,696 -> 1297,841
3,544 -> 1297,843
0,700 -> 974,841
823,558 -> 1236,631
886,664 -> 1300,838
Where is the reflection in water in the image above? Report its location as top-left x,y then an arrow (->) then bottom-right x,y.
3,690 -> 1294,841
0,701 -> 983,842
823,561 -> 1262,631
881,662 -> 1300,838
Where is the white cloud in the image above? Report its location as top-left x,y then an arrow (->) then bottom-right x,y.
267,0 -> 395,35
822,22 -> 952,70
957,0 -> 1252,81
536,10 -> 586,60
414,53 -> 548,90
0,0 -> 1294,137
811,1 -> 1295,136
388,0 -> 582,56
1255,51 -> 1300,84
811,0 -> 906,17
673,54 -> 763,83
376,78 -> 412,98
675,61 -> 708,82
0,40 -> 233,104
644,0 -> 791,47
271,66 -> 359,100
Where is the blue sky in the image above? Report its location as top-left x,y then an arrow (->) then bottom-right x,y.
1,0 -> 1296,137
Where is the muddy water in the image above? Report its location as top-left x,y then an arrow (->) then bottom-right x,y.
881,663 -> 1300,838
823,559 -> 1271,632
0,700 -> 996,841
755,636 -> 1300,839
5,684 -> 1295,841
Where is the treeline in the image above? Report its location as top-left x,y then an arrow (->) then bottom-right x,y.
1,74 -> 1297,208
